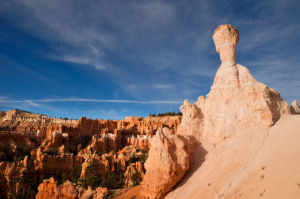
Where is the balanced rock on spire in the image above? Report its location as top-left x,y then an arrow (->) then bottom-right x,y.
179,24 -> 291,146
213,24 -> 239,66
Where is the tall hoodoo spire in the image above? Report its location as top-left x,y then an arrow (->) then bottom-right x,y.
213,24 -> 239,66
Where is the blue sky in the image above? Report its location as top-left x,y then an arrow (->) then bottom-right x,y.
0,0 -> 299,119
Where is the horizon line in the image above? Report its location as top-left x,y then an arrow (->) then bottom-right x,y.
0,97 -> 183,105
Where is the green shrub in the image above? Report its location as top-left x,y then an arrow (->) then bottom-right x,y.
45,147 -> 59,156
127,153 -> 138,166
149,111 -> 182,117
131,170 -> 142,186
0,144 -> 32,162
70,165 -> 82,183
81,159 -> 102,188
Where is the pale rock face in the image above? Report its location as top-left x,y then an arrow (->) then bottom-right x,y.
179,24 -> 290,146
213,24 -> 239,66
291,100 -> 300,114
140,127 -> 195,199
177,100 -> 203,138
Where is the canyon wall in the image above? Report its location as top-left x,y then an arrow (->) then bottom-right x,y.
0,110 -> 180,198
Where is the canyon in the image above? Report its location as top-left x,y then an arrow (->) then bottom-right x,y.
0,109 -> 180,198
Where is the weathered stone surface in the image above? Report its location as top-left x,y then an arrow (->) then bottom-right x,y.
36,177 -> 59,199
213,24 -> 239,66
291,100 -> 300,114
36,178 -> 108,199
0,110 -> 180,145
177,100 -> 203,139
126,134 -> 152,149
139,24 -> 291,199
180,24 -> 290,146
0,109 -> 179,198
124,162 -> 144,187
140,128 -> 195,199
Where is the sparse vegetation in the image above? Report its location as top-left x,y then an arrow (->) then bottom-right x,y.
0,144 -> 31,162
45,147 -> 59,156
80,159 -> 102,188
127,152 -> 148,166
149,111 -> 182,117
8,163 -> 37,199
131,170 -> 142,186
101,160 -> 124,189
14,108 -> 32,114
60,165 -> 82,184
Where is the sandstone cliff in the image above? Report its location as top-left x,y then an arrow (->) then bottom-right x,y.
140,128 -> 195,199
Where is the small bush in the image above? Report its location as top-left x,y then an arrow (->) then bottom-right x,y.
131,170 -> 142,186
149,111 -> 182,117
81,159 -> 102,188
0,144 -> 32,162
70,165 -> 82,183
45,147 -> 59,156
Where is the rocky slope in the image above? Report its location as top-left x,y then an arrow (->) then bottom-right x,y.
136,24 -> 298,199
165,114 -> 300,199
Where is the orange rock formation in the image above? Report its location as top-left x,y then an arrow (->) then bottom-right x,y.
36,177 -> 108,199
140,128 -> 195,199
0,109 -> 180,198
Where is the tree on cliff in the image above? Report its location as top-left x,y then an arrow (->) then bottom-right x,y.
80,159 -> 102,188
131,170 -> 142,186
149,111 -> 182,117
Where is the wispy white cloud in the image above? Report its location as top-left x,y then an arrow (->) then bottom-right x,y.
54,55 -> 106,70
0,0 -> 299,106
154,84 -> 173,89
0,0 -> 178,72
0,97 -> 182,105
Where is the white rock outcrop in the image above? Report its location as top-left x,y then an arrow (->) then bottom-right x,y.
179,24 -> 290,146
291,100 -> 300,114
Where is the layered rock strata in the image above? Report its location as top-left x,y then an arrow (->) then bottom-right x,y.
0,111 -> 181,141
